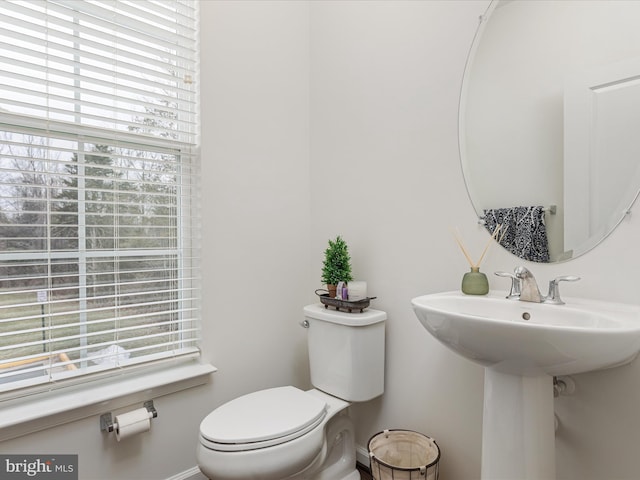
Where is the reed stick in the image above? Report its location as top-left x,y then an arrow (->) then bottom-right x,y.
476,224 -> 502,267
498,224 -> 508,244
452,224 -> 503,269
451,228 -> 475,268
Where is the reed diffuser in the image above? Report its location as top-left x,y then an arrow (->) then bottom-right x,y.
453,225 -> 503,295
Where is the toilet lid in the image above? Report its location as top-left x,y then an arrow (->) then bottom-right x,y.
200,386 -> 327,448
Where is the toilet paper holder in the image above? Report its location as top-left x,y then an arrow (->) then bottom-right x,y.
100,400 -> 158,433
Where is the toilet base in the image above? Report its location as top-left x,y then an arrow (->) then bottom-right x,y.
198,390 -> 360,480
198,410 -> 359,480
290,408 -> 358,480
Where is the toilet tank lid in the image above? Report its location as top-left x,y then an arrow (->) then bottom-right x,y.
200,386 -> 327,445
304,303 -> 386,326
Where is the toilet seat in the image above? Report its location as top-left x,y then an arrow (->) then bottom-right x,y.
200,386 -> 327,452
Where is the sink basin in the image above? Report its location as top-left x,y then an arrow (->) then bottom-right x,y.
411,291 -> 640,480
411,291 -> 640,376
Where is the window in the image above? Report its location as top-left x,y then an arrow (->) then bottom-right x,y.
0,0 -> 200,395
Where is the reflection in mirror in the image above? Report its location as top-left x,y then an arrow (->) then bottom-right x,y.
460,0 -> 640,263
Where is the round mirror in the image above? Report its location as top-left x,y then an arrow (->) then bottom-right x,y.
460,0 -> 640,263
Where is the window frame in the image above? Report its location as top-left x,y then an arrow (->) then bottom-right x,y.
0,117 -> 201,394
0,1 -> 209,429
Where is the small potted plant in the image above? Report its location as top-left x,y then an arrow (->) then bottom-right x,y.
321,235 -> 353,298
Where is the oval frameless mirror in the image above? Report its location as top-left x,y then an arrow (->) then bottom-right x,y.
460,0 -> 640,263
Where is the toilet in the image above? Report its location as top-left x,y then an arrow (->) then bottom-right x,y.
197,303 -> 386,480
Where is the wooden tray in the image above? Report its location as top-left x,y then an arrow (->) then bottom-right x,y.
317,293 -> 376,313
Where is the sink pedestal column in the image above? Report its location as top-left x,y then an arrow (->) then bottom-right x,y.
481,369 -> 555,480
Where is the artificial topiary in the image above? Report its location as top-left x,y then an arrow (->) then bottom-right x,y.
321,235 -> 354,286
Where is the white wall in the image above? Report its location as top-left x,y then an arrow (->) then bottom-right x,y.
199,0 -> 313,404
309,2 -> 487,479
0,2 -> 313,479
308,2 -> 640,480
4,2 -> 640,480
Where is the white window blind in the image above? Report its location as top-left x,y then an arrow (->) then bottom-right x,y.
0,0 -> 200,394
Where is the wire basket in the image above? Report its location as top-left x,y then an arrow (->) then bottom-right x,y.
368,429 -> 440,480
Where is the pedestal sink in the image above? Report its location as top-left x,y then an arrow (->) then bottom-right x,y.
411,291 -> 640,480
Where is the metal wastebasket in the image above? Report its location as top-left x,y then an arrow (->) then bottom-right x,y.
368,429 -> 440,480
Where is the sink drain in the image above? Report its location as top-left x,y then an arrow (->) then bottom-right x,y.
521,312 -> 531,321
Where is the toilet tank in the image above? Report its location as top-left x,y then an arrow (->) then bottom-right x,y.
303,304 -> 386,402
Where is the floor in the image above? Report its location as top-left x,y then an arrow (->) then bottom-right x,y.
357,462 -> 374,480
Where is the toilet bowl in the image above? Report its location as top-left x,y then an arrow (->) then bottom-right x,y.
197,304 -> 386,480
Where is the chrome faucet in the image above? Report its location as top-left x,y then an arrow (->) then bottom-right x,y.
514,266 -> 544,303
495,266 -> 580,305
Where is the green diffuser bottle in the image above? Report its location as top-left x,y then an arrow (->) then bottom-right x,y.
461,267 -> 489,295
453,225 -> 503,296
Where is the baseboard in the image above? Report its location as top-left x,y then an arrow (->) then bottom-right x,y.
169,449 -> 370,480
165,466 -> 206,480
356,443 -> 370,469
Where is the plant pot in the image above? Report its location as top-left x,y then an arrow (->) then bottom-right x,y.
327,284 -> 337,298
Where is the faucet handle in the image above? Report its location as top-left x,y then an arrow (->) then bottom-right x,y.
545,275 -> 580,305
494,271 -> 521,299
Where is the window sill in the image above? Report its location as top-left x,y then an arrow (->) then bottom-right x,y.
0,360 -> 216,442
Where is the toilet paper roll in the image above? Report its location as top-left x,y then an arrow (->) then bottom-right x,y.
115,408 -> 152,441
348,281 -> 367,301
